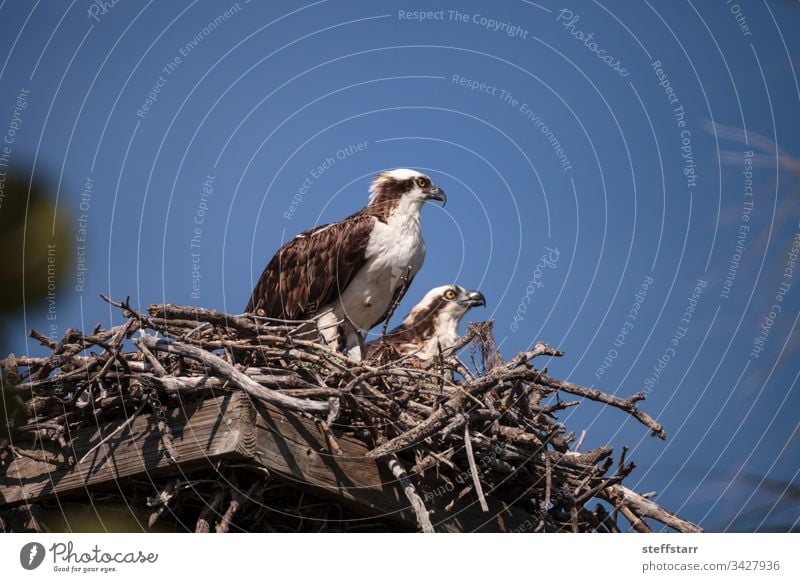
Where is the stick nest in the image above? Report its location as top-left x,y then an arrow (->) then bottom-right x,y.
0,296 -> 701,533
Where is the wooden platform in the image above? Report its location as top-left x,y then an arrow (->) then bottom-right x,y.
0,392 -> 537,532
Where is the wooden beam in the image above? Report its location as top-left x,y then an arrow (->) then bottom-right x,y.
1,393 -> 538,532
249,401 -> 537,532
0,393 -> 252,507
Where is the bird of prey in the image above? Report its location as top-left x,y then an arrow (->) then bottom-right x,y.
246,169 -> 446,358
365,284 -> 486,362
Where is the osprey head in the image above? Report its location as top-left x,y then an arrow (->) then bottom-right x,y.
368,169 -> 446,212
407,284 -> 486,323
403,285 -> 485,355
367,284 -> 486,361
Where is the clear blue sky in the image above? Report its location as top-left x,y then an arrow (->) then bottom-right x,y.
1,0 -> 798,531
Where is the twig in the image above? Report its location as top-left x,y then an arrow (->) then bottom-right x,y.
543,452 -> 552,511
215,497 -> 241,533
147,479 -> 180,528
135,336 -> 167,376
195,488 -> 225,533
537,373 -> 666,439
617,503 -> 652,533
387,454 -> 434,533
381,266 -> 412,336
602,484 -> 703,533
463,422 -> 489,512
574,430 -> 587,452
214,481 -> 263,533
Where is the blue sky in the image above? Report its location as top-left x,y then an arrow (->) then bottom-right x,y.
1,0 -> 799,531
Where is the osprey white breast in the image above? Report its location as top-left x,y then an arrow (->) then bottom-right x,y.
246,168 -> 446,359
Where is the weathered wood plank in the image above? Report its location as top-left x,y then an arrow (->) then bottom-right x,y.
0,393 -> 252,507
250,402 -> 537,532
1,393 -> 538,531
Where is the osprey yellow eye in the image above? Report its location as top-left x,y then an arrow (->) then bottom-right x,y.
416,177 -> 427,188
444,289 -> 457,300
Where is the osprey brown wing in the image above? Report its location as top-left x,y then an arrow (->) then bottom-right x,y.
365,298 -> 441,358
246,212 -> 374,320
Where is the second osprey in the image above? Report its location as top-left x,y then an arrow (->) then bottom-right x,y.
246,169 -> 446,357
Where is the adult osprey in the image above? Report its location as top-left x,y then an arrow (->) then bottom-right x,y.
366,285 -> 486,362
246,169 -> 446,357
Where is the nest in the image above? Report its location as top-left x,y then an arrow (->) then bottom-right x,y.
0,296 -> 701,533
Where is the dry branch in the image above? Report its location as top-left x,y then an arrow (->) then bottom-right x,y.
387,454 -> 434,533
135,333 -> 329,414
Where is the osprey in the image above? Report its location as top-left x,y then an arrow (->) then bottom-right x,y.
366,285 -> 486,362
246,169 -> 446,357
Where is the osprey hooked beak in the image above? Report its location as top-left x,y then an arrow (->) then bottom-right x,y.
423,183 -> 447,206
459,290 -> 486,308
